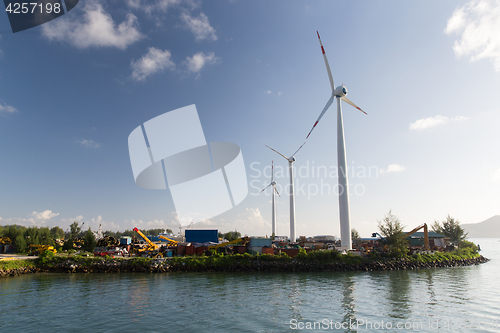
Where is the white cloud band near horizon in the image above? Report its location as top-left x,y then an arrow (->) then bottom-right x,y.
409,115 -> 469,131
446,0 -> 500,71
491,169 -> 500,182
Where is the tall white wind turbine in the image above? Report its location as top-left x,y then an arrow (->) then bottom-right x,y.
266,142 -> 306,243
260,161 -> 281,236
306,31 -> 367,250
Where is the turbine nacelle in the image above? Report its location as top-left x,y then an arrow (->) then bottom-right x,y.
334,85 -> 347,97
288,156 -> 296,162
271,180 -> 277,186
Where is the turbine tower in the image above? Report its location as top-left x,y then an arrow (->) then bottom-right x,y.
260,161 -> 280,236
306,31 -> 367,250
266,142 -> 305,242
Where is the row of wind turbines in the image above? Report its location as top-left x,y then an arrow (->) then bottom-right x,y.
260,32 -> 367,250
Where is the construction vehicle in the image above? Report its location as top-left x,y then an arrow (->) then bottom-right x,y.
28,244 -> 57,256
132,227 -> 163,258
208,237 -> 250,250
158,235 -> 178,247
403,223 -> 429,250
0,237 -> 12,244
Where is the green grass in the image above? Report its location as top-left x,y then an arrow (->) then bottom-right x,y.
0,259 -> 36,270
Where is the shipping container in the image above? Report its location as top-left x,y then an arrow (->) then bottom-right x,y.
120,237 -> 132,245
262,247 -> 274,255
249,238 -> 272,248
185,229 -> 218,243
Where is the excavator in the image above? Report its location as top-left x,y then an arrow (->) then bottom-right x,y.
132,227 -> 163,258
403,223 -> 429,250
208,236 -> 250,251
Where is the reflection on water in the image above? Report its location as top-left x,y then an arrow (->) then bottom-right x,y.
0,240 -> 499,332
387,269 -> 411,319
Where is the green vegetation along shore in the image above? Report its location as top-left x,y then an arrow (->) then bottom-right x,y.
0,246 -> 488,277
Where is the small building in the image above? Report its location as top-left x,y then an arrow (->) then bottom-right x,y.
406,231 -> 447,247
249,237 -> 272,254
314,235 -> 336,242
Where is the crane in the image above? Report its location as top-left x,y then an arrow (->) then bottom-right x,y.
133,227 -> 161,257
158,235 -> 178,247
208,237 -> 250,250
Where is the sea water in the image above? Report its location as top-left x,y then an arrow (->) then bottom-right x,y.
0,238 -> 498,332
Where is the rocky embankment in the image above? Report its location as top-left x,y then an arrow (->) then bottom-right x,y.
0,255 -> 489,277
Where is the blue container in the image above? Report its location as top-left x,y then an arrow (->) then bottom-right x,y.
120,237 -> 132,245
185,230 -> 218,243
165,250 -> 173,257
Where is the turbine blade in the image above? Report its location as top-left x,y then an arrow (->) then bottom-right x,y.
306,95 -> 334,139
266,145 -> 288,160
317,31 -> 335,92
341,96 -> 367,115
292,141 -> 306,157
260,183 -> 272,193
274,186 -> 281,197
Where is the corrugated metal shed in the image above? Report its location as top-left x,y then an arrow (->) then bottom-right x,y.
249,238 -> 272,247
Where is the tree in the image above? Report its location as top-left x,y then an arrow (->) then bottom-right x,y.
432,215 -> 467,245
69,221 -> 82,240
50,226 -> 65,240
222,231 -> 241,241
351,229 -> 360,240
83,228 -> 96,252
377,210 -> 408,257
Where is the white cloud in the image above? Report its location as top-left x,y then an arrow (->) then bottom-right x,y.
181,12 -> 217,41
446,0 -> 500,71
131,47 -> 175,81
31,210 -> 59,220
0,103 -> 18,114
386,164 -> 406,173
409,115 -> 449,130
126,0 -> 182,14
409,115 -> 469,130
234,208 -> 270,236
491,168 -> 500,181
265,90 -> 272,94
76,139 -> 102,148
42,0 -> 143,49
184,52 -> 218,73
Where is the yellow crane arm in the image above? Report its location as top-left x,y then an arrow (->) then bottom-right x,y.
158,235 -> 178,246
133,227 -> 158,250
208,237 -> 249,250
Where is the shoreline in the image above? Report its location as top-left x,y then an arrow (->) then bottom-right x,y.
0,255 -> 489,277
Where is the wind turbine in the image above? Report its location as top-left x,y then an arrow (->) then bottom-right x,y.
306,31 -> 367,250
265,142 -> 306,242
260,161 -> 281,237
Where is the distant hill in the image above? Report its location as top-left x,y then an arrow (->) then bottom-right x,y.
462,215 -> 500,238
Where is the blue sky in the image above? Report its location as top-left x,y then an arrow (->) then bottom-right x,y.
0,0 -> 499,238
